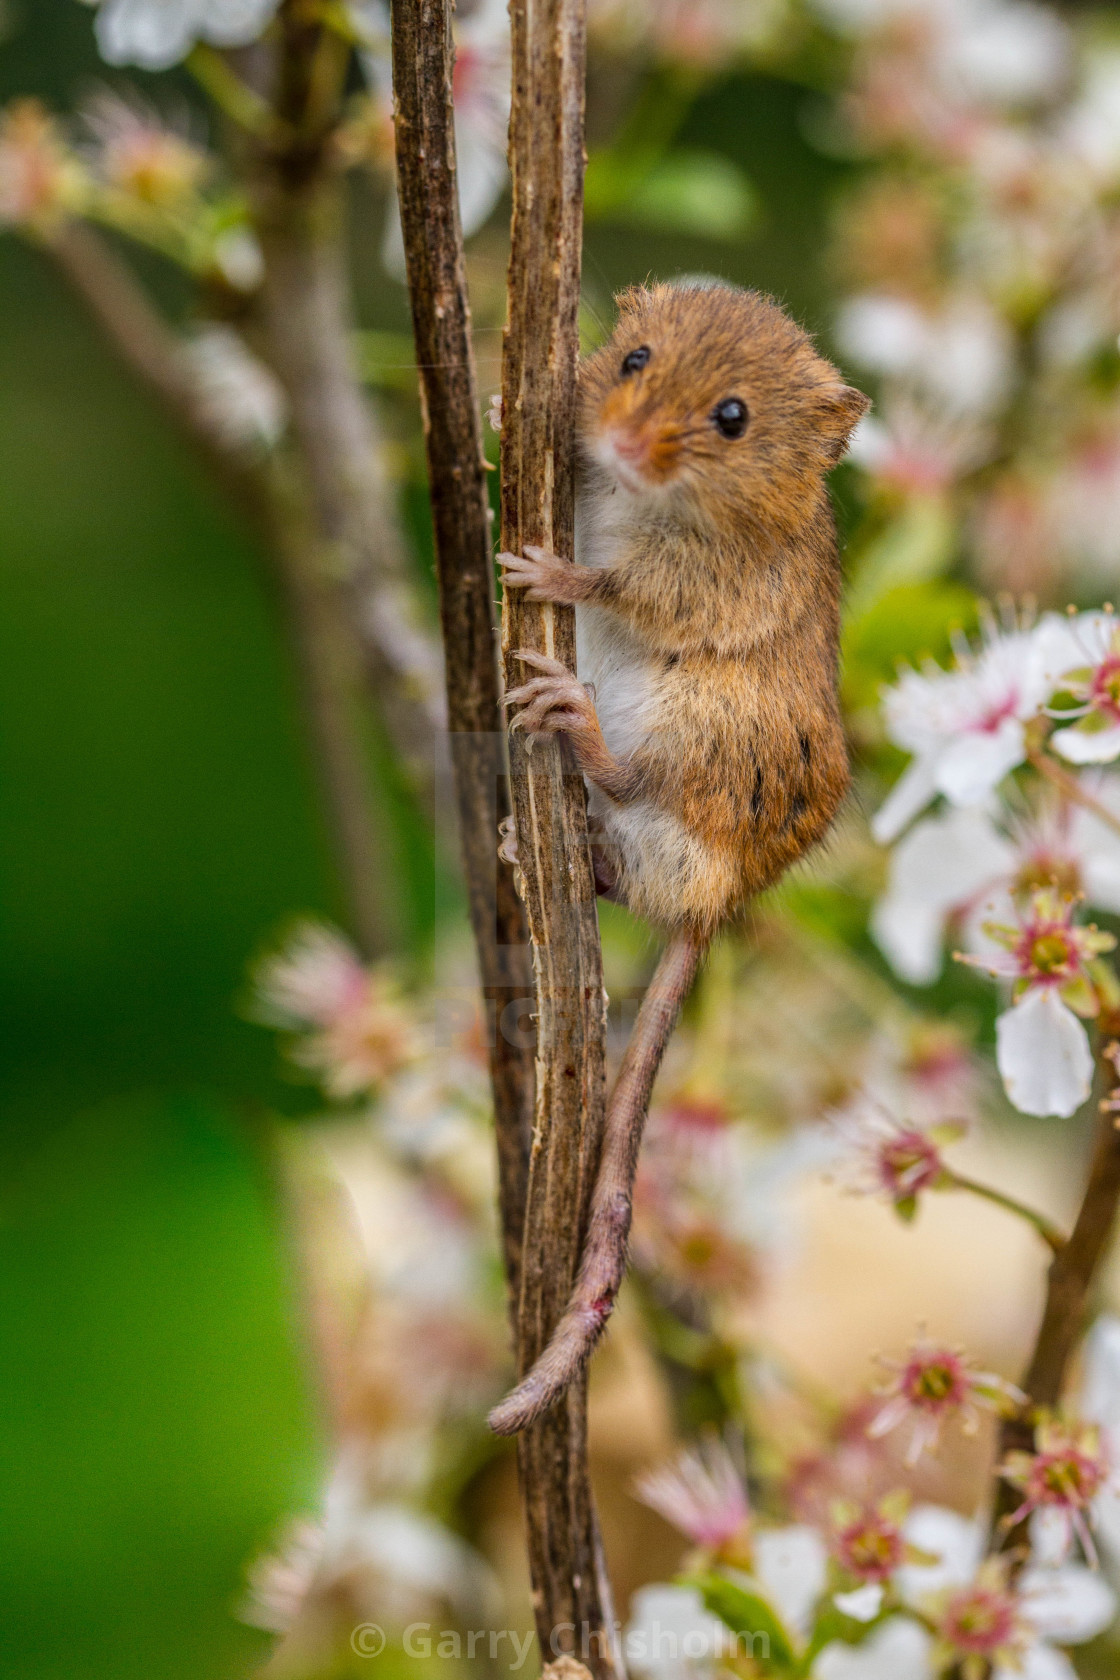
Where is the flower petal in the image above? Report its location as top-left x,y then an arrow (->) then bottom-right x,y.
1051,723 -> 1120,765
997,1645 -> 1077,1680
753,1525 -> 828,1640
995,989 -> 1094,1118
872,756 -> 942,844
833,1583 -> 884,1622
625,1584 -> 730,1680
935,717 -> 1026,805
1020,1563 -> 1117,1644
897,1506 -> 983,1603
812,1617 -> 933,1680
1079,1315 -> 1120,1434
872,807 -> 1017,983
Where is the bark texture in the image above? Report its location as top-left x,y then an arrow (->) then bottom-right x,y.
500,0 -> 620,1671
390,0 -> 619,1668
390,0 -> 534,1296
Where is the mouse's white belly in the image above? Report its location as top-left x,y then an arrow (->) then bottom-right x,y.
575,587 -> 717,925
575,604 -> 660,762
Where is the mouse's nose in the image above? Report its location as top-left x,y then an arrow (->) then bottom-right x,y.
608,427 -> 648,463
595,424 -> 656,491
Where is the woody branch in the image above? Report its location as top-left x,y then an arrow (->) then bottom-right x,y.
498,0 -> 621,1669
993,1018 -> 1120,1554
389,0 -> 534,1300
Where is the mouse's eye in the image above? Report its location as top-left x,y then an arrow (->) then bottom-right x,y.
620,345 -> 651,377
712,398 -> 748,439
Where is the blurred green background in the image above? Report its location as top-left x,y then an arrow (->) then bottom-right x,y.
0,6 -> 849,1676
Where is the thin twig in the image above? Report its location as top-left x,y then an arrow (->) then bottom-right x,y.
246,1 -> 447,819
389,0 -> 534,1301
945,1171 -> 1067,1256
992,1019 -> 1120,1555
1028,747 -> 1120,842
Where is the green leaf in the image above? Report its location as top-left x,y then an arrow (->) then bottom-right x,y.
585,149 -> 758,239
690,1570 -> 798,1673
842,579 -> 979,714
803,1601 -> 892,1667
845,496 -> 957,622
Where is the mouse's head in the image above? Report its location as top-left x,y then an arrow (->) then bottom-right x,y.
579,281 -> 869,531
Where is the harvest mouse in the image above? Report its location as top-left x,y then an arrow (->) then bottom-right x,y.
490,280 -> 868,1435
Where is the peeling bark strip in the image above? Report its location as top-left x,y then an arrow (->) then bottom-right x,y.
389,0 -> 534,1300
500,0 -> 621,1674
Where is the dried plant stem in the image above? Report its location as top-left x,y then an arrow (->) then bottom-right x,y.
389,0 -> 534,1296
499,0 -> 620,1669
993,1018 -> 1120,1551
47,217 -> 392,953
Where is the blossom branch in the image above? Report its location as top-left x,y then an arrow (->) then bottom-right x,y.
389,0 -> 534,1297
247,0 -> 447,817
48,218 -> 269,522
47,215 -> 393,953
994,1019 -> 1120,1549
1028,744 -> 1120,841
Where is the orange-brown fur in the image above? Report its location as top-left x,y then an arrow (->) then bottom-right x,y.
490,283 -> 868,1436
503,280 -> 868,930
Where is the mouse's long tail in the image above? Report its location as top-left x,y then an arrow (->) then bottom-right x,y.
488,925 -> 710,1437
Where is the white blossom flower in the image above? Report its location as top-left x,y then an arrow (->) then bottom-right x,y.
873,785 -> 1120,985
753,1525 -> 829,1642
868,1337 -> 1025,1466
812,1616 -> 932,1680
1064,49 -> 1120,184
183,325 -> 286,454
997,985 -> 1097,1118
624,1584 -> 734,1680
1076,1315 -> 1120,1565
635,1437 -> 751,1557
79,0 -> 281,70
625,1529 -> 830,1677
825,1097 -> 963,1215
846,398 -> 991,498
872,614 -> 1081,843
936,0 -> 1070,108
241,1517 -> 327,1633
1001,1417 -> 1113,1568
836,293 -> 1014,418
81,90 -> 208,206
959,886 -> 1113,1117
1048,611 -> 1120,765
250,920 -> 419,1097
872,804 -> 1016,982
0,100 -> 85,227
241,1451 -> 498,1635
895,1504 -> 1116,1678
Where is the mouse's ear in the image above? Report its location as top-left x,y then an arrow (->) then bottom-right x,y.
613,284 -> 651,320
811,381 -> 871,465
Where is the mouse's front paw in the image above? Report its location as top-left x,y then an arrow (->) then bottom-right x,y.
505,650 -> 599,738
498,546 -> 583,604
